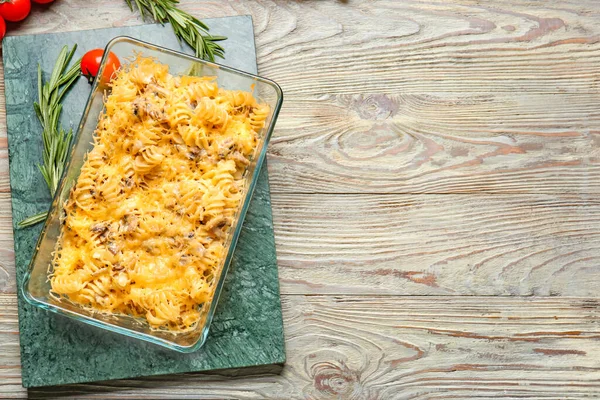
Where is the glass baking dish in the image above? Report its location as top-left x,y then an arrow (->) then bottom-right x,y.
21,36 -> 283,352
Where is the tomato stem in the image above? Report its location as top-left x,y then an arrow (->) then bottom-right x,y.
82,72 -> 95,85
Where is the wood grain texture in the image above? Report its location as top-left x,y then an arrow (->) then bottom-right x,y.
273,193 -> 600,296
1,0 -> 600,397
0,193 -> 15,294
2,294 -> 600,399
268,92 -> 600,194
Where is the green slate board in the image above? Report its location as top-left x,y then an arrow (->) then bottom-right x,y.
3,16 -> 285,389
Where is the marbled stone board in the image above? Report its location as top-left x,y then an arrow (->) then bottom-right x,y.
3,16 -> 285,388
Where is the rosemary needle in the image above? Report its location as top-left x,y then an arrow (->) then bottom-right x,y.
125,0 -> 226,62
19,45 -> 81,228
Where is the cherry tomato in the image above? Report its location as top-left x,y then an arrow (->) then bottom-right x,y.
81,49 -> 121,84
0,17 -> 5,41
32,0 -> 55,4
0,0 -> 31,22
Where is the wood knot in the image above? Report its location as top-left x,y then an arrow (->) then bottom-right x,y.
349,94 -> 399,121
311,361 -> 364,398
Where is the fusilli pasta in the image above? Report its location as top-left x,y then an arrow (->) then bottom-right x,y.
50,56 -> 269,331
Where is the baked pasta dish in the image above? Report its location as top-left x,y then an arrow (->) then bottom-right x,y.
49,56 -> 269,331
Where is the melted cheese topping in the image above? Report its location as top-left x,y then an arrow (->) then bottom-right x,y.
50,56 -> 269,331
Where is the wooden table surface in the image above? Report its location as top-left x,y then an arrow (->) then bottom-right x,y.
2,0 -> 600,398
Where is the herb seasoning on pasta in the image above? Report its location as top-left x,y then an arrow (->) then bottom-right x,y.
50,56 -> 269,331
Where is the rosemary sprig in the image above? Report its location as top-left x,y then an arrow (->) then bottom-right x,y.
19,45 -> 81,228
125,0 -> 226,62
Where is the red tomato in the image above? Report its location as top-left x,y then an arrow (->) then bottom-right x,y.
0,0 -> 31,22
81,49 -> 121,84
32,0 -> 55,3
0,17 -> 5,41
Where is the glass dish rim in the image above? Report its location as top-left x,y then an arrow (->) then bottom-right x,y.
20,35 -> 284,353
